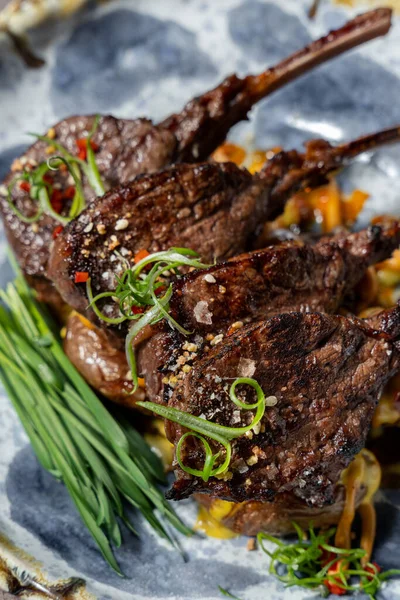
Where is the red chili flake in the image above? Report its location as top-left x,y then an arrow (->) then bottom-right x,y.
76,138 -> 87,151
324,580 -> 346,596
134,249 -> 150,264
155,286 -> 166,296
74,271 -> 89,283
19,181 -> 31,193
76,138 -> 99,161
52,225 -> 64,239
323,561 -> 346,596
131,306 -> 145,315
43,174 -> 53,184
365,562 -> 382,578
50,189 -> 64,214
63,186 -> 76,199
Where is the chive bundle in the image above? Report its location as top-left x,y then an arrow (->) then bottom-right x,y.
0,271 -> 190,574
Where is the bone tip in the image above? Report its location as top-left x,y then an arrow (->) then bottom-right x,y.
373,6 -> 393,28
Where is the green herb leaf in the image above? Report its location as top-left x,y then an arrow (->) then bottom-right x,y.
218,586 -> 243,599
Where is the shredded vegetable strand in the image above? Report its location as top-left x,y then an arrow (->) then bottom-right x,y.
257,524 -> 400,599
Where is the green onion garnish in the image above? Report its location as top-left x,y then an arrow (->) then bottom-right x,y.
31,115 -> 105,198
7,156 -> 85,225
0,263 -> 191,574
87,247 -> 210,390
258,523 -> 400,598
138,378 -> 277,482
5,116 -> 106,224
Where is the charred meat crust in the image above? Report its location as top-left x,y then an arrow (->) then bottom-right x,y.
165,309 -> 400,504
169,223 -> 400,336
48,161 -> 261,313
135,223 -> 400,404
48,126 -> 400,330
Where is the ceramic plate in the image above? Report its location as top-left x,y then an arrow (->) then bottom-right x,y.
1,1 -> 400,598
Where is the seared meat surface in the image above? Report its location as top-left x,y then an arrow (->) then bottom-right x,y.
48,126 -> 400,317
136,222 -> 400,403
63,312 -> 144,407
2,9 -> 389,295
169,222 -> 400,336
165,306 -> 400,505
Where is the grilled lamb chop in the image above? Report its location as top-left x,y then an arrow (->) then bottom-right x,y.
48,125 -> 400,318
135,221 -> 400,402
167,221 -> 400,336
164,305 -> 400,505
0,8 -> 392,299
62,221 -> 400,406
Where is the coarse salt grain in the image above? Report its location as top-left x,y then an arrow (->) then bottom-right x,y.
204,274 -> 216,284
193,301 -> 213,325
115,218 -> 129,231
238,358 -> 256,378
210,333 -> 224,346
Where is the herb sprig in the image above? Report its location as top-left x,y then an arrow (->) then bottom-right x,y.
138,378 -> 277,482
258,524 -> 400,599
0,265 -> 191,573
6,116 -> 105,224
87,248 -> 210,390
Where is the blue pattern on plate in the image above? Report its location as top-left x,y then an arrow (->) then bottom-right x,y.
1,1 -> 400,598
51,9 -> 217,114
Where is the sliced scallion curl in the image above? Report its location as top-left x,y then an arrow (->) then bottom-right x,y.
6,167 -> 49,223
26,114 -> 105,217
5,153 -> 89,225
85,115 -> 105,197
86,247 -> 210,389
176,432 -> 231,482
6,178 -> 43,223
125,290 -> 172,391
48,156 -> 86,218
138,377 -> 276,482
